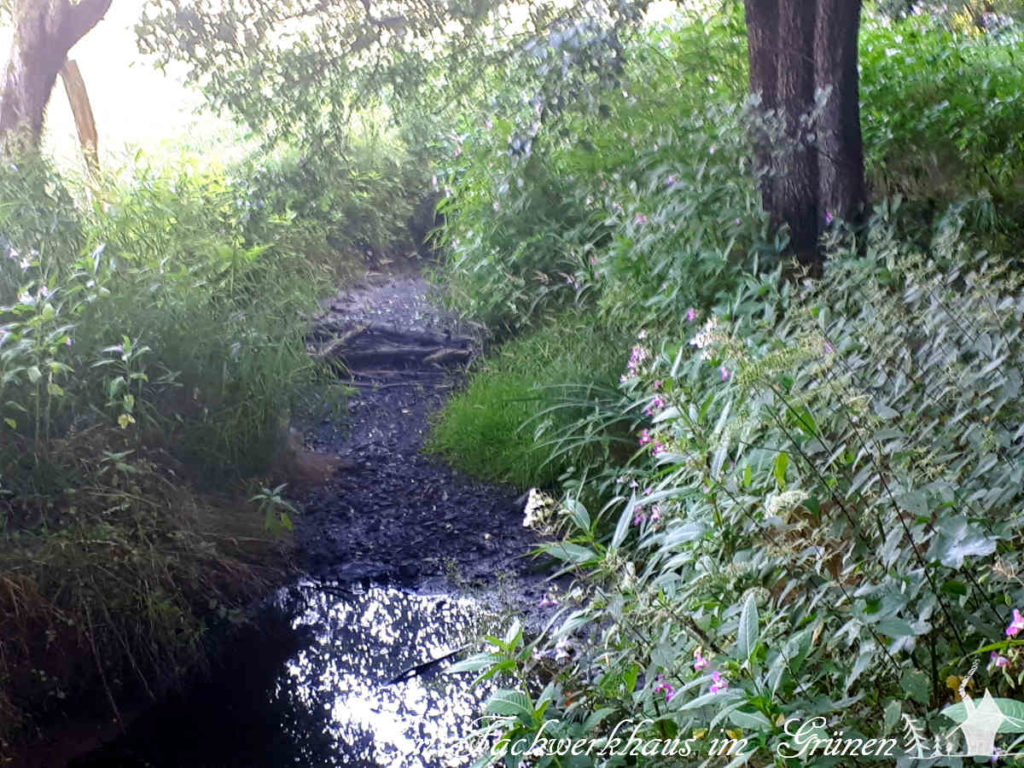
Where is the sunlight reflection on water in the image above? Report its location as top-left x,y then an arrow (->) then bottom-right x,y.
275,582 -> 493,768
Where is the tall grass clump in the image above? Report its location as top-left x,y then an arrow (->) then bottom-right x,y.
428,315 -> 633,488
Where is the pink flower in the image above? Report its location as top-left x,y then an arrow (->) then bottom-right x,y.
633,511 -> 647,526
1007,609 -> 1024,637
644,396 -> 666,416
653,442 -> 665,456
634,213 -> 648,225
710,670 -> 729,694
650,505 -> 662,523
638,429 -> 653,447
825,210 -> 834,225
538,594 -> 559,609
654,674 -> 676,702
666,175 -> 677,186
694,649 -> 710,672
686,308 -> 697,323
720,366 -> 731,382
991,651 -> 1010,669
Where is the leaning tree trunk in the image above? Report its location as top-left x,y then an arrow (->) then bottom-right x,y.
0,0 -> 113,153
815,0 -> 867,228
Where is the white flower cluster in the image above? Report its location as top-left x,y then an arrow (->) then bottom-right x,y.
766,489 -> 810,520
523,488 -> 556,530
688,317 -> 720,361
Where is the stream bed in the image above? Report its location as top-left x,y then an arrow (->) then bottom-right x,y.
57,271 -> 543,768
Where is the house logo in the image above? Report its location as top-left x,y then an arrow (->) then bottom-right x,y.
956,690 -> 1008,757
939,688 -> 1024,759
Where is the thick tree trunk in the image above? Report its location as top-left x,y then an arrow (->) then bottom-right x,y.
743,0 -> 865,267
743,0 -> 778,215
775,1 -> 819,266
0,0 -> 113,153
815,0 -> 866,228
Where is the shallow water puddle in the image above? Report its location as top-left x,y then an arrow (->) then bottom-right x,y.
74,582 -> 495,768
279,582 -> 493,767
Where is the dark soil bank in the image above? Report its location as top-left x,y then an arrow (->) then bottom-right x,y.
27,272 -> 544,768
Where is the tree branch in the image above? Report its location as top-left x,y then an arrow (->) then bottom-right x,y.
65,0 -> 113,43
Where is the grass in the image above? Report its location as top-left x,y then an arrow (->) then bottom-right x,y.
0,427 -> 291,752
428,314 -> 633,488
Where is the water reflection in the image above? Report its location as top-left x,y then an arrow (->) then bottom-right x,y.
72,582 -> 494,768
272,582 -> 493,768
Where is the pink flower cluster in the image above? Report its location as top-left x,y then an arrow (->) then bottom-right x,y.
624,345 -> 649,380
638,430 -> 666,454
644,396 -> 666,416
1007,609 -> 1024,637
633,505 -> 662,526
694,649 -> 729,693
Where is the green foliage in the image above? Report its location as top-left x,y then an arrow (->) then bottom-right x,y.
436,11 -> 756,334
470,216 -> 1024,764
230,135 -> 431,268
428,7 -> 1024,764
135,0 -> 646,150
0,149 -> 351,742
429,315 -> 630,488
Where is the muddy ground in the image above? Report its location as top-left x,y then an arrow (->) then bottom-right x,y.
297,271 -> 539,585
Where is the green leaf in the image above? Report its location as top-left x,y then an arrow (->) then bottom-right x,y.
447,652 -> 503,675
728,708 -> 771,730
486,689 -> 533,719
540,542 -> 598,565
736,593 -> 759,661
901,668 -> 930,705
773,451 -> 789,490
611,500 -> 632,550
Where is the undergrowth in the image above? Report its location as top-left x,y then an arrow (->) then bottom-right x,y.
429,315 -> 631,489
0,139 -> 411,749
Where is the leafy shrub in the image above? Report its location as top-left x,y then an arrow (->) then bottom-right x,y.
470,214 -> 1024,763
231,136 -> 432,271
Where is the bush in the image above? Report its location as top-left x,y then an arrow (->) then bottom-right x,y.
470,214 -> 1024,763
0,152 -> 341,745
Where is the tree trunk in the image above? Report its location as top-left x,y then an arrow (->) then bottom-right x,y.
774,1 -> 819,266
743,0 -> 778,215
815,0 -> 867,228
743,0 -> 865,267
0,0 -> 113,153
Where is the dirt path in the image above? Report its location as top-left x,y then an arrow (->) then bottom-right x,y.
297,271 -> 538,584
